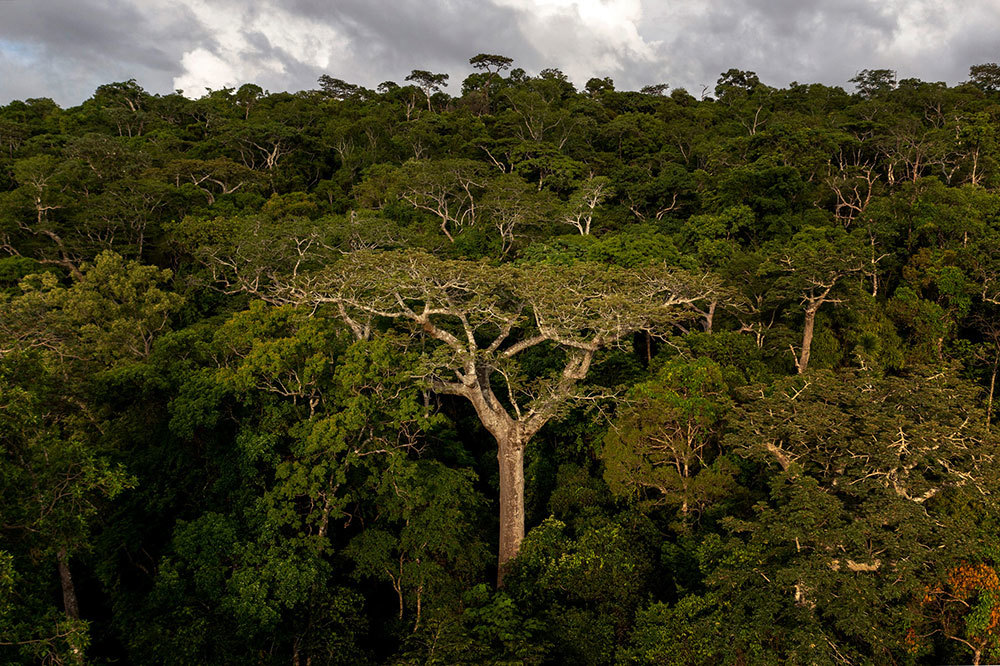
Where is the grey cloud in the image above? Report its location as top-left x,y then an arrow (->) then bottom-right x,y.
0,0 -> 209,104
0,0 -> 996,107
740,0 -> 897,38
302,0 -> 543,85
950,27 -> 1000,83
648,0 -> 902,93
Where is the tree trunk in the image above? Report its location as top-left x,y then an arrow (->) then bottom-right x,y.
459,380 -> 533,587
496,437 -> 526,586
988,359 -> 997,432
702,300 -> 717,334
798,306 -> 818,374
57,547 -> 80,620
58,547 -> 85,663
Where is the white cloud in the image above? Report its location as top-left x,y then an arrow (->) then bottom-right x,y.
489,0 -> 660,82
169,0 -> 350,95
174,48 -> 241,95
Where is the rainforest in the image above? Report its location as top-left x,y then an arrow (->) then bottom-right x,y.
3,58 -> 1000,664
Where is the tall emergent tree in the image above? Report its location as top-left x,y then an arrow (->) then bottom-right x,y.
468,53 -> 514,113
405,70 -> 450,111
279,250 -> 714,579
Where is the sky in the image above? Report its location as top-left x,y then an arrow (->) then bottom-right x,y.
1,0 -> 998,106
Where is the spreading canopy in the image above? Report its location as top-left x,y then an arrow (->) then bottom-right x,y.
281,249 -> 717,418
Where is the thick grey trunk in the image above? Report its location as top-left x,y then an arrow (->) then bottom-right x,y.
460,379 -> 532,586
496,437 -> 525,585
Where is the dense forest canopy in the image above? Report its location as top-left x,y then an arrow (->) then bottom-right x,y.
4,55 -> 1000,664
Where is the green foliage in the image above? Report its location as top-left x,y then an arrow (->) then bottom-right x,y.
850,68 -> 897,97
681,331 -> 772,386
505,516 -> 658,664
1,251 -> 183,368
603,358 -> 736,522
4,59 -> 1000,666
0,255 -> 41,291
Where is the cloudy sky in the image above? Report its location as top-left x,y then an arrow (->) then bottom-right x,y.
1,0 -> 998,106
